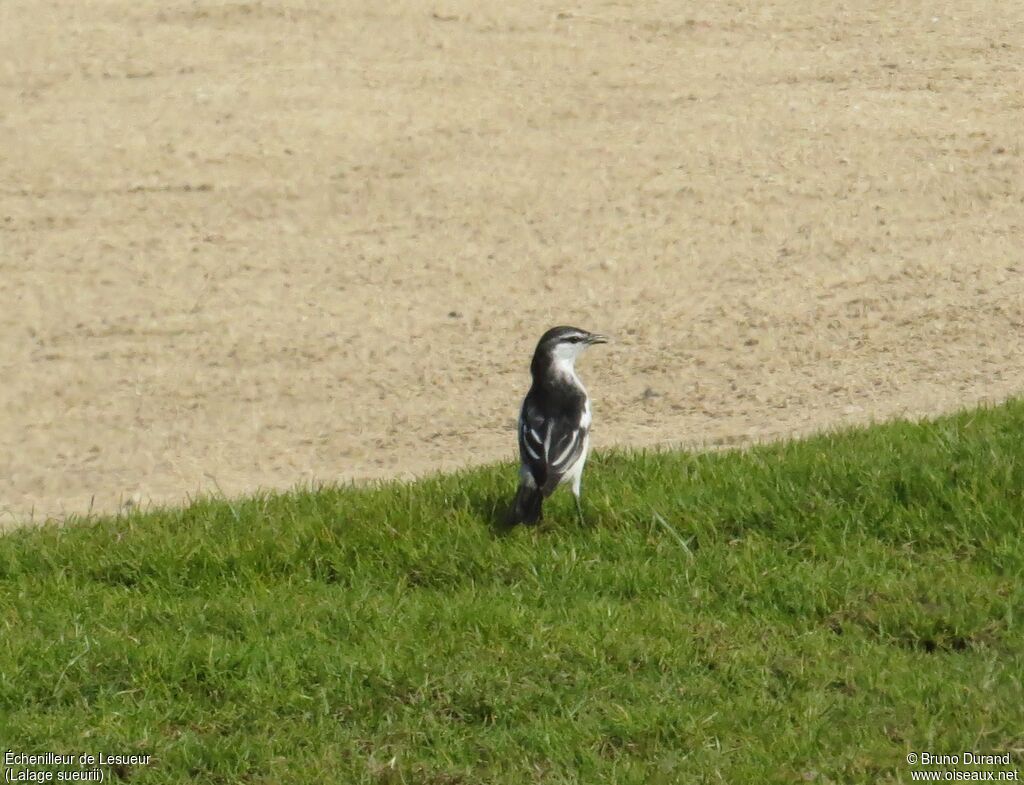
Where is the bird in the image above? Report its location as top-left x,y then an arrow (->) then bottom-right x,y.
510,325 -> 608,526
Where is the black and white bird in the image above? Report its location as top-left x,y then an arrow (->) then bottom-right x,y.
510,325 -> 608,526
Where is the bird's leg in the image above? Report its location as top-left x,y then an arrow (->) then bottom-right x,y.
570,471 -> 587,527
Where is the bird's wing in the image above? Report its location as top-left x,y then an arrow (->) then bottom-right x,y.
519,398 -> 588,496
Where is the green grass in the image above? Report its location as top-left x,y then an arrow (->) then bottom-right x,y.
2,402 -> 1024,784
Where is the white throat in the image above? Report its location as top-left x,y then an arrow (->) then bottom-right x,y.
550,351 -> 583,387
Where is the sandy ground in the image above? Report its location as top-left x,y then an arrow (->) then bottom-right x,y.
1,0 -> 1023,524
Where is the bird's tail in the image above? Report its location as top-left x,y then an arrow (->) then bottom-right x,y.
509,482 -> 543,525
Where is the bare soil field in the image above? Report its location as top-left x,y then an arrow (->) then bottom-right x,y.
1,0 -> 1022,524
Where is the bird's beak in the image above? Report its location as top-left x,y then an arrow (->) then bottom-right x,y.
586,333 -> 609,345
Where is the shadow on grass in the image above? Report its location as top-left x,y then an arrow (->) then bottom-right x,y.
454,465 -> 599,536
461,484 -> 521,537
472,491 -> 599,537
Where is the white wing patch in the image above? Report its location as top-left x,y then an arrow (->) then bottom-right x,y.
520,419 -> 544,461
551,429 -> 578,467
519,395 -> 591,495
523,439 -> 540,460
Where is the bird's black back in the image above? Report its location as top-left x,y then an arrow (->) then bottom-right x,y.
518,375 -> 589,496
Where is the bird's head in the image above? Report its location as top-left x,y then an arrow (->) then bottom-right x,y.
531,325 -> 608,378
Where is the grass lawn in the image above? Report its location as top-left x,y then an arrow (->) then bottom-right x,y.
2,402 -> 1023,784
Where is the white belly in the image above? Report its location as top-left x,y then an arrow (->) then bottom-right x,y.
561,432 -> 590,496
